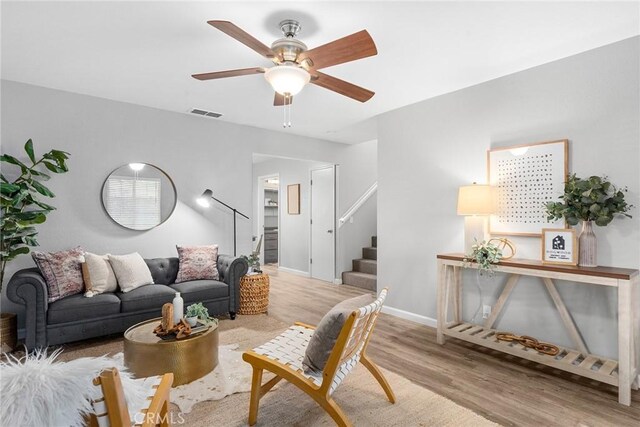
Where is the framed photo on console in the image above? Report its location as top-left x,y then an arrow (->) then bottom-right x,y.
541,228 -> 578,265
488,139 -> 568,236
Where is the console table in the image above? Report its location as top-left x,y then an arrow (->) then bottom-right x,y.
436,253 -> 639,405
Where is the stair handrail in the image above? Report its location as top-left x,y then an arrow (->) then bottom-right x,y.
338,181 -> 377,228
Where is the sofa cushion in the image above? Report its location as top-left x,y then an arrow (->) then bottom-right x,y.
82,252 -> 118,297
117,284 -> 176,313
175,245 -> 219,283
48,293 -> 121,324
109,253 -> 154,292
170,280 -> 228,304
32,246 -> 85,303
145,258 -> 179,285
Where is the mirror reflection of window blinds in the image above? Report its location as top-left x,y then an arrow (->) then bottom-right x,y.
105,176 -> 161,229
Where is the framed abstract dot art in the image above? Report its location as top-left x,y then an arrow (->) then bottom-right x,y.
487,139 -> 568,236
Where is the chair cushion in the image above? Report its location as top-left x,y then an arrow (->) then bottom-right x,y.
32,246 -> 85,303
169,280 -> 228,304
48,293 -> 121,324
175,245 -> 219,283
302,293 -> 375,373
109,253 -> 154,293
117,284 -> 176,313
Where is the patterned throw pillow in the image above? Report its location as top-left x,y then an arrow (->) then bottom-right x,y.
175,245 -> 219,283
31,247 -> 85,303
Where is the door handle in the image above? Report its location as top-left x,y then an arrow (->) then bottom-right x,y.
327,230 -> 333,234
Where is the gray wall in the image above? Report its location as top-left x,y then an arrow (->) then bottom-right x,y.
377,37 -> 639,359
0,80 -> 350,321
252,157 -> 327,273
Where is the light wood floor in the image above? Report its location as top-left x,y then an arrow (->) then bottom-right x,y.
263,265 -> 639,427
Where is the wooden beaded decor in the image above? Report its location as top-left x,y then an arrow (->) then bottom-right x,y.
239,274 -> 270,315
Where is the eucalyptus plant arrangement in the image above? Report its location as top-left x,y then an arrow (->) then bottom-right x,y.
545,174 -> 633,226
464,239 -> 503,276
0,140 -> 70,290
185,302 -> 217,325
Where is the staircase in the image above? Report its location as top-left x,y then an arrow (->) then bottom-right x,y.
342,236 -> 377,291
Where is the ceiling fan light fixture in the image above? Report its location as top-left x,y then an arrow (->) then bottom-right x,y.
264,64 -> 310,96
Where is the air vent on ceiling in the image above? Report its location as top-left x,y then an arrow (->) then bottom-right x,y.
189,108 -> 222,118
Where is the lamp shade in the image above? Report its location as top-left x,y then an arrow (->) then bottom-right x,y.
196,189 -> 213,208
264,64 -> 310,96
457,184 -> 494,215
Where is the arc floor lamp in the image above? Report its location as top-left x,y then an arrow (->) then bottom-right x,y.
197,189 -> 249,256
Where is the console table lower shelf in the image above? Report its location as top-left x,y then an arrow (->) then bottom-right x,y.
444,322 -> 620,387
436,253 -> 639,406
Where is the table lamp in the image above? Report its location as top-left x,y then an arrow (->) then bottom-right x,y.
457,183 -> 494,254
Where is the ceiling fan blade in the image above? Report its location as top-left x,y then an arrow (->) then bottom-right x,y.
273,92 -> 293,106
310,71 -> 374,102
298,30 -> 377,70
192,67 -> 265,81
207,21 -> 275,59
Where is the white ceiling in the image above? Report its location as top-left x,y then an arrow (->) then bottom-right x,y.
2,1 -> 638,144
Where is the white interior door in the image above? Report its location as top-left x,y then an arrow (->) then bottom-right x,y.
310,166 -> 335,282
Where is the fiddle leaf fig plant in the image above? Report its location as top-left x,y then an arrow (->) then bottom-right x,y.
545,174 -> 633,227
463,240 -> 503,276
0,139 -> 70,290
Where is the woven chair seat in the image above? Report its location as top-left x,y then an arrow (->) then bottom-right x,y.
253,325 -> 323,387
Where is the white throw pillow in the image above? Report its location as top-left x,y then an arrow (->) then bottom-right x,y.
108,253 -> 154,292
82,253 -> 118,297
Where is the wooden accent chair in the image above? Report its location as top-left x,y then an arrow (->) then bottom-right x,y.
242,288 -> 395,427
87,368 -> 173,427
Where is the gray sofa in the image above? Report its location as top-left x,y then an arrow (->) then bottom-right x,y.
6,254 -> 248,349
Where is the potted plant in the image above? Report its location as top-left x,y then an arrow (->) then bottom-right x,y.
242,234 -> 263,273
0,139 -> 70,352
463,239 -> 503,276
546,174 -> 633,267
185,302 -> 215,327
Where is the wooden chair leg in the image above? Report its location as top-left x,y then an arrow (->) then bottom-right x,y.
319,396 -> 352,427
159,399 -> 170,427
360,354 -> 396,403
248,367 -> 264,426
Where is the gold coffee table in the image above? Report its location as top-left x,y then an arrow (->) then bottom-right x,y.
124,318 -> 219,386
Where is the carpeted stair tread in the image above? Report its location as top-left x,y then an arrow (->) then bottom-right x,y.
341,271 -> 377,291
362,247 -> 377,260
352,258 -> 377,275
372,236 -> 377,248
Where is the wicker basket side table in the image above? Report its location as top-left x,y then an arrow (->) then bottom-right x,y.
239,273 -> 270,315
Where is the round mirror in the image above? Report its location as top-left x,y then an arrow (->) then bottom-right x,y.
101,163 -> 177,231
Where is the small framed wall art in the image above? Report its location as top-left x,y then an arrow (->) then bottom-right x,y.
488,139 -> 568,236
541,228 -> 578,265
287,184 -> 300,215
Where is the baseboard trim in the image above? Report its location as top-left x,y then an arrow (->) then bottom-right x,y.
333,278 -> 343,285
277,266 -> 310,277
382,305 -> 437,328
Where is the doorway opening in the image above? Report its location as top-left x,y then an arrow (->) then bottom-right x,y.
262,176 -> 279,266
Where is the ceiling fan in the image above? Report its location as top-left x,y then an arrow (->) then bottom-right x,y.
191,19 -> 378,111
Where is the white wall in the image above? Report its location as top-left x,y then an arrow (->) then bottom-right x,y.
0,80 -> 349,318
1,80 -> 379,326
377,37 -> 639,359
336,140 -> 378,276
252,157 -> 327,274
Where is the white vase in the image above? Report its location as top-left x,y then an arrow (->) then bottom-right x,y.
172,292 -> 184,324
578,220 -> 597,267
